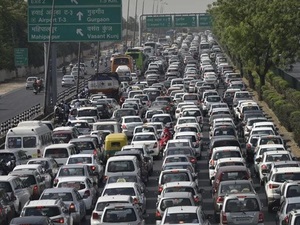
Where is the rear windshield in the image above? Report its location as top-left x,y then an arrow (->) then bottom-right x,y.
19,175 -> 36,185
265,154 -> 291,162
164,186 -> 195,195
161,172 -> 190,184
160,198 -> 192,211
68,157 -> 92,164
152,116 -> 171,124
260,137 -> 283,145
107,175 -> 137,184
45,148 -> 69,158
24,206 -> 61,217
107,161 -> 135,172
213,151 -> 241,160
274,173 -> 300,182
213,140 -> 240,148
70,141 -> 94,151
103,208 -> 136,222
225,198 -> 259,212
165,156 -> 189,164
58,168 -> 84,176
41,192 -> 73,201
166,149 -> 191,156
220,183 -> 252,194
96,124 -> 115,132
77,109 -> 97,117
0,182 -> 12,192
103,187 -> 135,196
175,135 -> 196,142
96,201 -> 129,211
58,181 -> 86,190
182,110 -> 201,117
221,171 -> 248,181
52,133 -> 72,143
183,95 -> 198,100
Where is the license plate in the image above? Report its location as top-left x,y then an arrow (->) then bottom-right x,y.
236,218 -> 250,222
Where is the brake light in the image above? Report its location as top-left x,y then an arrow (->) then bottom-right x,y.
158,186 -> 163,193
52,218 -> 64,223
33,185 -> 38,193
155,210 -> 162,219
69,203 -> 75,210
90,166 -> 96,171
246,143 -> 251,150
261,164 -> 267,170
53,178 -> 58,186
133,198 -> 139,204
216,196 -> 224,203
153,142 -> 158,148
92,212 -> 99,220
93,149 -> 97,155
284,215 -> 289,224
190,157 -> 196,164
122,124 -> 127,129
269,184 -> 279,189
221,211 -> 227,224
83,190 -> 90,198
194,196 -> 199,203
258,211 -> 264,223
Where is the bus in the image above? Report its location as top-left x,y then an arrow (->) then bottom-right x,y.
5,120 -> 52,158
111,54 -> 133,73
125,49 -> 147,75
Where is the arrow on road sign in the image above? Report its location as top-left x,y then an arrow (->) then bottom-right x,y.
71,0 -> 78,5
77,11 -> 83,21
76,28 -> 84,36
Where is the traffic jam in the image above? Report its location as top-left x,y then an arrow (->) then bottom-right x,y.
1,30 -> 300,225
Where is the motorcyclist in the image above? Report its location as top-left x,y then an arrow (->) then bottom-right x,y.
37,78 -> 43,92
162,124 -> 172,140
33,79 -> 38,92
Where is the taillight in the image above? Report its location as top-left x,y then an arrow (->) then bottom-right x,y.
90,166 -> 96,171
158,186 -> 163,193
269,184 -> 279,189
133,197 -> 139,204
155,210 -> 162,219
69,203 -> 75,211
153,142 -> 157,148
194,196 -> 199,203
92,212 -> 99,220
122,124 -> 127,129
33,185 -> 38,193
190,157 -> 196,164
258,211 -> 264,223
221,211 -> 227,224
93,149 -> 97,155
261,164 -> 267,170
216,196 -> 224,203
83,190 -> 90,198
246,143 -> 251,150
284,215 -> 289,224
52,218 -> 64,224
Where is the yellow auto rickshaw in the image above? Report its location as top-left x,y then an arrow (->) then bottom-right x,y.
104,133 -> 128,162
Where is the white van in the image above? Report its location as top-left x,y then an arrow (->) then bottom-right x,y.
92,121 -> 121,134
5,121 -> 52,158
43,143 -> 77,166
104,155 -> 140,180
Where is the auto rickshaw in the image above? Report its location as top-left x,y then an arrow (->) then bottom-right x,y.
104,133 -> 128,162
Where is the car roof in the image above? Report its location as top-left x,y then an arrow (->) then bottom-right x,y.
96,195 -> 132,203
216,165 -> 248,172
43,187 -> 75,193
165,206 -> 198,213
104,182 -> 136,188
25,200 -> 60,207
161,192 -> 193,198
56,176 -> 87,182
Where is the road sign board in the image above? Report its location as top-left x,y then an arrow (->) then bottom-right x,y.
28,0 -> 122,42
199,14 -> 212,26
146,16 -> 172,28
174,15 -> 197,27
14,48 -> 28,67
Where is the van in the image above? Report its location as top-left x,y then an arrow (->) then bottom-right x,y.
43,143 -> 77,166
92,121 -> 121,134
5,121 -> 52,158
104,155 -> 140,181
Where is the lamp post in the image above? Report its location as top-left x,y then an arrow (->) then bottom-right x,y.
133,0 -> 138,47
125,0 -> 130,48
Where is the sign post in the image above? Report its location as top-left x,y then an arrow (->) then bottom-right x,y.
27,0 -> 122,42
174,15 -> 197,27
14,48 -> 28,67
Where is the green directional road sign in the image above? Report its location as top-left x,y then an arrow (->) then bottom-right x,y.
146,16 -> 172,28
14,48 -> 28,67
28,0 -> 122,42
199,13 -> 212,26
174,15 -> 197,27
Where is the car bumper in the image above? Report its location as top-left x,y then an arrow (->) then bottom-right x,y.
83,197 -> 93,210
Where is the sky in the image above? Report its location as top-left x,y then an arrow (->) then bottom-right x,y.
122,0 -> 216,19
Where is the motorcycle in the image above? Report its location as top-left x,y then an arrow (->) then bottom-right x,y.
159,129 -> 172,150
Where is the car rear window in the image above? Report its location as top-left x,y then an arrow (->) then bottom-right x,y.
103,187 -> 135,196
96,201 -> 129,211
221,171 -> 248,181
24,206 -> 61,217
103,208 -> 136,222
0,182 -> 12,192
160,198 -> 192,210
41,192 -> 73,201
45,148 -> 69,158
213,151 -> 241,160
68,157 -> 92,164
220,183 -> 252,194
162,172 -> 190,184
225,198 -> 259,212
19,175 -> 36,185
58,181 -> 86,190
164,186 -> 195,195
71,141 -> 94,151
58,168 -> 84,176
274,173 -> 300,182
107,161 -> 135,172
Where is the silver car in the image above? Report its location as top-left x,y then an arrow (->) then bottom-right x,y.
40,187 -> 86,224
220,193 -> 264,225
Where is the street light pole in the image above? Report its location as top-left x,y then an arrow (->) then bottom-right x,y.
133,0 -> 138,47
125,0 -> 130,48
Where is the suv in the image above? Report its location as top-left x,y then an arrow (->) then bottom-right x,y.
220,193 -> 264,225
284,209 -> 300,225
20,199 -> 75,225
265,167 -> 300,212
0,175 -> 31,215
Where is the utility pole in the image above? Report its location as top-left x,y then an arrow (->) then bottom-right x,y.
133,0 -> 138,47
125,0 -> 130,49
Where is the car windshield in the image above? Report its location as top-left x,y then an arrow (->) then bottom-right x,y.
58,181 -> 86,190
24,206 -> 61,217
132,134 -> 155,141
58,168 -> 84,176
160,198 -> 192,211
220,183 -> 252,194
68,157 -> 92,164
225,198 -> 259,212
103,208 -> 137,222
162,172 -> 190,184
164,212 -> 199,224
107,161 -> 135,172
103,187 -> 135,196
107,175 -> 137,184
41,192 -> 73,201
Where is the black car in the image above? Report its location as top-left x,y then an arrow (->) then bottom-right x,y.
0,189 -> 16,225
95,103 -> 111,119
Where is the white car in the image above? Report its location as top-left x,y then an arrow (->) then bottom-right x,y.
61,75 -> 76,87
56,176 -> 97,211
121,116 -> 143,137
173,131 -> 202,159
174,117 -> 198,132
131,132 -> 160,158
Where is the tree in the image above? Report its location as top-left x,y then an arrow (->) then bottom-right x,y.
208,0 -> 300,99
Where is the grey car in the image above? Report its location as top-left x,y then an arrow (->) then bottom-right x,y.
39,188 -> 86,224
220,193 -> 264,225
